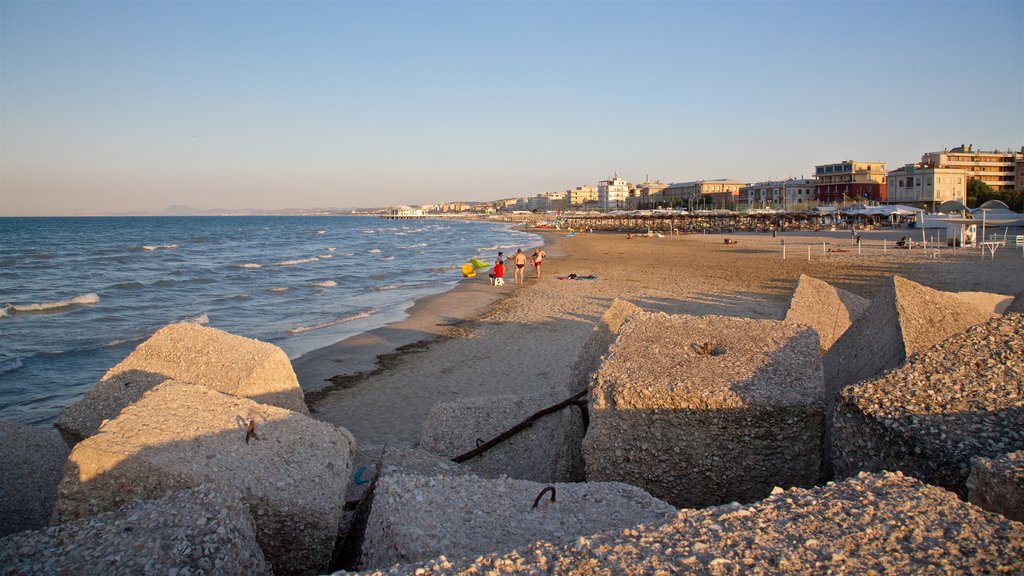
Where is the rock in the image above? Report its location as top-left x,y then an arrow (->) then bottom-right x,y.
55,323 -> 309,446
832,314 -> 1024,498
567,298 -> 643,394
345,472 -> 1024,575
822,276 -> 991,399
783,274 -> 869,353
0,485 -> 270,575
359,473 -> 675,569
0,421 -> 70,538
1006,289 -> 1024,314
967,451 -> 1024,522
584,312 -> 824,508
418,390 -> 584,483
52,381 -> 354,576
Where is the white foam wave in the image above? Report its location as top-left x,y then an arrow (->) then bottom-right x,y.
0,306 -> 8,318
287,309 -> 377,334
382,256 -> 395,261
317,230 -> 326,234
480,244 -> 520,252
142,244 -> 179,251
399,242 -> 429,249
0,357 -> 23,375
10,293 -> 100,312
240,263 -> 262,269
368,248 -> 382,254
105,337 -> 142,348
326,247 -> 337,252
268,287 -> 289,293
184,313 -> 209,325
342,252 -> 354,257
310,280 -> 337,287
376,284 -> 400,291
275,257 -> 319,266
319,254 -> 334,259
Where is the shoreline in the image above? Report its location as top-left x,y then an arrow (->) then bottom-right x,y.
293,231 -> 560,402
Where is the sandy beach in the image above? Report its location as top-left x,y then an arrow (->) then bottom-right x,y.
296,227 -> 1023,445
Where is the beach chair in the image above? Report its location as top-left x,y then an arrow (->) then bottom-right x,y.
493,277 -> 505,286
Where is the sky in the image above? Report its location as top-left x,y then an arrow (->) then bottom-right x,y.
1,1 -> 1022,216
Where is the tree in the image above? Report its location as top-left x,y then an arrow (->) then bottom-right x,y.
966,178 -> 1022,210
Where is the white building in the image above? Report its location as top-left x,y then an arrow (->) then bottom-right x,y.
598,173 -> 630,210
741,181 -> 785,208
389,205 -> 423,217
784,178 -> 816,208
887,164 -> 967,208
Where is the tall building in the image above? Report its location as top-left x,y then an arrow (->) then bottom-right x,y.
740,181 -> 785,208
598,173 -> 630,210
567,185 -> 599,206
814,160 -> 887,203
784,178 -> 817,209
887,164 -> 967,209
921,145 -> 1024,192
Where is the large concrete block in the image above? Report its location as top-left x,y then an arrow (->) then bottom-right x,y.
784,274 -> 869,353
968,451 -> 1024,522
0,421 -> 69,537
52,381 -> 354,576
418,390 -> 584,483
361,472 -> 1024,575
822,276 -> 991,398
584,312 -> 824,509
0,485 -> 271,576
567,298 -> 643,394
833,314 -> 1024,498
55,323 -> 308,446
359,473 -> 675,569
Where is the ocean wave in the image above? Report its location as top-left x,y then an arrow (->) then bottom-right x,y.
183,313 -> 209,325
368,248 -> 382,254
286,309 -> 376,334
326,247 -> 336,252
309,280 -> 337,287
342,252 -> 354,257
382,256 -> 395,260
0,306 -> 8,318
0,357 -> 23,375
375,284 -> 400,291
317,230 -> 326,234
111,281 -> 144,290
104,337 -> 144,348
480,244 -> 520,252
9,293 -> 100,313
239,263 -> 262,269
275,257 -> 319,266
399,242 -> 429,249
319,254 -> 334,259
268,287 -> 289,293
142,244 -> 180,251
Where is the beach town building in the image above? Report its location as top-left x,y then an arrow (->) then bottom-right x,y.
388,205 -> 424,218
921,145 -> 1023,192
886,164 -> 967,209
528,192 -> 568,212
785,178 -> 817,209
598,174 -> 631,210
567,186 -> 599,206
741,181 -> 785,209
814,160 -> 887,204
661,179 -> 747,210
629,177 -> 670,209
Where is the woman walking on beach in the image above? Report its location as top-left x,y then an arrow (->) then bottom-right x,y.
513,249 -> 527,284
531,248 -> 546,279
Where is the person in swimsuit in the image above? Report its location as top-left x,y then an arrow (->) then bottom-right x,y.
531,248 -> 546,279
513,249 -> 527,284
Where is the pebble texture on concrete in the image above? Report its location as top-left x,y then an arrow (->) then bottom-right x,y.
0,485 -> 270,576
968,451 -> 1024,522
55,322 -> 309,446
822,276 -> 991,399
832,314 -> 1024,498
0,421 -> 70,538
52,381 -> 354,576
419,390 -> 584,483
567,298 -> 643,394
359,473 -> 675,570
337,471 -> 1024,575
783,274 -> 869,353
584,312 -> 824,508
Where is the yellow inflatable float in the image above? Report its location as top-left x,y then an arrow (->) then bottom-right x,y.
461,263 -> 476,277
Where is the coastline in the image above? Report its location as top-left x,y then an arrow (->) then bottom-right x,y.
293,231 -> 560,401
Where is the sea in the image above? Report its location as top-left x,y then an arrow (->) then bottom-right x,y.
0,215 -> 540,426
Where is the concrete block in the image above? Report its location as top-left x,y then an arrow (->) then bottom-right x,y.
968,451 -> 1024,522
52,381 -> 354,576
419,390 -> 585,483
0,421 -> 69,537
567,298 -> 643,394
55,323 -> 308,446
584,312 -> 824,508
822,276 -> 991,398
783,274 -> 869,353
359,473 -> 675,569
833,314 -> 1024,498
0,485 -> 271,576
369,472 -> 1024,575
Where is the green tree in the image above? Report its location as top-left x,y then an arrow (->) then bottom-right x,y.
967,178 -> 1022,210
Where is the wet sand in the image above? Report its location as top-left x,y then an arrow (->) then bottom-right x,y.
296,227 -> 1023,445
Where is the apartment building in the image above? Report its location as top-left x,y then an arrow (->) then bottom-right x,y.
629,177 -> 670,209
814,160 -> 887,203
598,173 -> 630,210
785,178 -> 817,208
886,164 -> 966,208
741,181 -> 785,208
921,145 -> 1023,192
567,185 -> 599,206
662,179 -> 747,209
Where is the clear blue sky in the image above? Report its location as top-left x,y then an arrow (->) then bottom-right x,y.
2,0 -> 1022,215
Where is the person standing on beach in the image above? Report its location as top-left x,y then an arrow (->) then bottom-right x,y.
513,249 -> 527,284
531,248 -> 546,279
